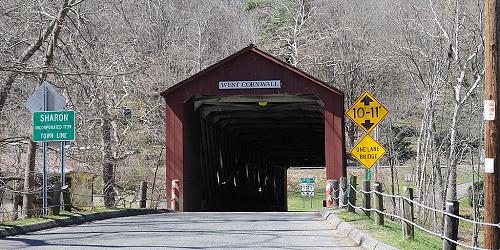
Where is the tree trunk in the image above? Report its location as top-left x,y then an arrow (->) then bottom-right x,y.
445,104 -> 461,201
41,0 -> 71,79
430,111 -> 444,231
101,115 -> 115,208
417,121 -> 431,204
11,146 -> 22,220
415,106 -> 427,193
390,153 -> 397,213
22,139 -> 36,219
347,121 -> 356,149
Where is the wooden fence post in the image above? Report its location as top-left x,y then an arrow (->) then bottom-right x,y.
348,176 -> 357,212
443,201 -> 459,250
332,179 -> 339,208
339,177 -> 347,209
374,182 -> 384,226
362,180 -> 371,216
140,181 -> 148,208
401,187 -> 414,239
52,182 -> 61,215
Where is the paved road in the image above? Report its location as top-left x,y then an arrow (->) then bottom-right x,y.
1,212 -> 362,249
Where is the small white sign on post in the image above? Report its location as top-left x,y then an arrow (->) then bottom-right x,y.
485,158 -> 495,173
484,100 -> 496,121
300,177 -> 315,196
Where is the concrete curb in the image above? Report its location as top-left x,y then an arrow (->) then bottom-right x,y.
319,208 -> 399,250
0,208 -> 170,238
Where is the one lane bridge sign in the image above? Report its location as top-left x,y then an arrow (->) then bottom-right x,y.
33,111 -> 75,142
351,134 -> 386,169
346,92 -> 388,133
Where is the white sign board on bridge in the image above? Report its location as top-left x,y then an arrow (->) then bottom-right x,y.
218,80 -> 281,90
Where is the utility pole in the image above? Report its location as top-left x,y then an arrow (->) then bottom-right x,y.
484,0 -> 500,248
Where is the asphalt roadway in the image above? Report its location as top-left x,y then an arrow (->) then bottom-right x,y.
1,212 -> 362,249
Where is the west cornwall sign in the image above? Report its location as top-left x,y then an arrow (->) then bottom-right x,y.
218,80 -> 281,89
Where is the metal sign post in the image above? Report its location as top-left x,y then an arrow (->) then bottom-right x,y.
42,85 -> 48,216
309,184 -> 314,208
374,125 -> 380,181
365,169 -> 372,181
303,189 -> 306,208
300,181 -> 307,208
24,80 -> 71,217
300,177 -> 315,209
60,141 -> 65,211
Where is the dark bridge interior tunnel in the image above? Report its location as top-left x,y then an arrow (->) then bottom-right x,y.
185,94 -> 325,211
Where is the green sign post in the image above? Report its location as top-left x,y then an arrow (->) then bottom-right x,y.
33,111 -> 75,142
300,177 -> 315,208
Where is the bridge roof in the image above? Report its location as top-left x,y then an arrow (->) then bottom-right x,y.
160,45 -> 343,98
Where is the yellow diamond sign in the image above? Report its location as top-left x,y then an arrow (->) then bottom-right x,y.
351,134 -> 386,169
346,92 -> 388,133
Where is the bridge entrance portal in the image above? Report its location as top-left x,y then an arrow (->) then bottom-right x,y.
161,45 -> 346,211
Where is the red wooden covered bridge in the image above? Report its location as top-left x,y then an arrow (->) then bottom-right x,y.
161,45 -> 346,212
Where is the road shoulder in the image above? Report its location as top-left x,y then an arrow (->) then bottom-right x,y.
0,208 -> 170,238
319,208 -> 399,250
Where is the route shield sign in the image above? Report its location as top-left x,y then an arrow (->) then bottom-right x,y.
346,92 -> 388,133
300,177 -> 315,196
351,134 -> 386,169
33,111 -> 75,142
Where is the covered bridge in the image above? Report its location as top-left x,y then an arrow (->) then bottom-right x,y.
161,45 -> 346,212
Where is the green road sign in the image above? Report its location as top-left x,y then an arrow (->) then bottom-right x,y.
33,111 -> 75,142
